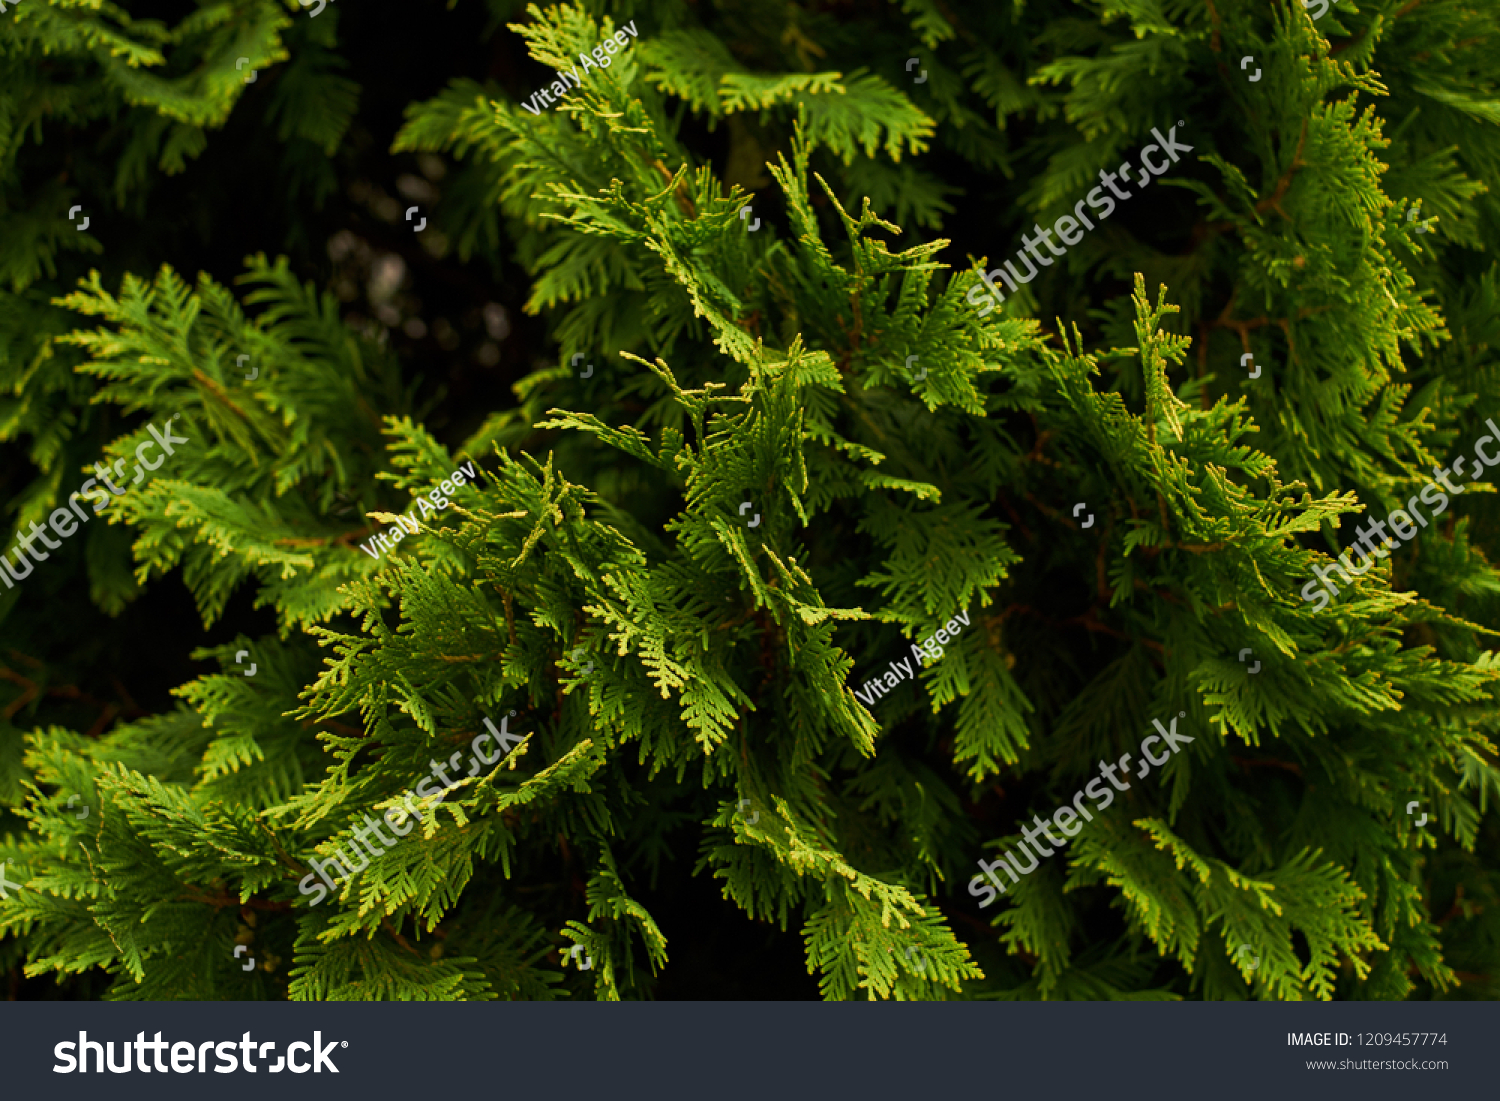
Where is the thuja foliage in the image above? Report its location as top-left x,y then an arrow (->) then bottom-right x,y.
1,0 -> 1498,1000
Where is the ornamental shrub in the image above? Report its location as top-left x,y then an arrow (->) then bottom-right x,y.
1,0 -> 1496,1000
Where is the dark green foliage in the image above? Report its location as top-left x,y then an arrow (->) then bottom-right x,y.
1,0 -> 1498,1001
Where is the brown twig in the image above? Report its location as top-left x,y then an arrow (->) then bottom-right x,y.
191,368 -> 254,427
274,529 -> 371,549
181,888 -> 293,913
0,668 -> 38,721
652,159 -> 696,218
1024,429 -> 1058,468
496,584 -> 517,647
1230,756 -> 1304,778
713,606 -> 758,633
1252,121 -> 1309,224
1062,608 -> 1166,654
300,718 -> 366,739
1134,578 -> 1185,605
0,663 -> 148,732
381,918 -> 422,957
1186,122 -> 1311,251
1022,491 -> 1065,524
83,704 -> 120,741
994,491 -> 1036,544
